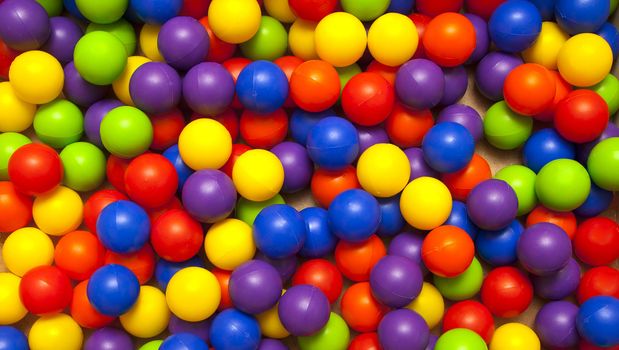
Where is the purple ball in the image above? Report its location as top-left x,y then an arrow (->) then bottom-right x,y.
440,66 -> 468,106
404,147 -> 438,180
518,222 -> 572,276
229,259 -> 283,315
255,252 -> 298,283
437,104 -> 483,142
395,59 -> 445,110
168,315 -> 210,343
426,334 -> 438,350
129,62 -> 182,114
0,0 -> 50,51
464,14 -> 490,64
467,179 -> 518,230
475,52 -> 523,101
534,301 -> 580,349
158,16 -> 209,70
181,169 -> 237,223
183,62 -> 235,117
357,126 -> 390,154
277,284 -> 330,336
271,141 -> 313,194
84,99 -> 124,147
378,309 -> 430,350
577,122 -> 619,163
369,255 -> 423,308
63,61 -> 110,107
387,231 -> 425,270
532,258 -> 581,300
258,339 -> 289,350
42,16 -> 82,64
84,327 -> 133,350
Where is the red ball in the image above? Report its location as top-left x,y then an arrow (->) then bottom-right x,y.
0,181 -> 32,233
106,155 -> 131,194
275,55 -> 304,108
409,13 -> 432,59
0,38 -> 18,79
104,244 -> 156,285
348,333 -> 381,350
504,63 -> 556,116
574,217 -> 619,266
465,0 -> 507,20
147,196 -> 184,223
19,265 -> 73,315
223,57 -> 252,109
151,209 -> 204,262
200,17 -> 237,63
366,60 -> 398,86
534,70 -> 573,122
340,282 -> 389,333
213,268 -> 233,310
443,300 -> 495,343
311,165 -> 360,208
70,279 -> 115,329
240,108 -> 288,149
335,235 -> 386,282
577,266 -> 619,304
442,153 -> 492,201
179,0 -> 210,18
83,189 -> 128,234
8,143 -> 63,196
580,340 -> 619,350
342,72 -> 395,126
422,12 -> 476,67
416,0 -> 464,17
554,89 -> 609,143
54,230 -> 106,281
385,103 -> 434,148
422,225 -> 475,277
481,266 -> 533,318
191,109 -> 239,142
149,108 -> 185,151
289,0 -> 337,21
221,143 -> 252,177
292,259 -> 343,304
124,153 -> 178,209
290,60 -> 341,113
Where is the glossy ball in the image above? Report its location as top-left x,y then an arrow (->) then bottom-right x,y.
558,33 -> 613,87
8,143 -> 62,196
437,104 -> 483,142
0,181 -> 32,233
476,220 -> 523,267
74,31 -> 127,85
19,266 -> 72,315
532,258 -> 581,301
314,12 -> 366,67
588,137 -> 619,191
205,219 -> 255,270
481,267 -> 533,318
577,296 -> 619,347
422,225 -> 475,278
0,0 -> 50,51
342,73 -> 394,126
578,266 -> 619,304
233,149 -> 284,201
278,285 -> 330,336
400,177 -> 452,230
490,323 -> 540,350
378,309 -> 430,350
158,16 -> 208,70
254,204 -> 305,259
522,22 -> 569,70
518,223 -> 572,276
183,62 -> 234,117
475,52 -> 523,101
290,60 -> 340,112
236,60 -> 288,114
178,118 -> 231,170
209,309 -> 261,350
574,217 -> 619,266
97,200 -> 150,254
435,328 -> 487,350
534,301 -> 579,349
207,0 -> 261,43
0,326 -> 27,350
100,106 -> 153,159
368,13 -> 418,67
395,59 -> 444,110
28,313 -> 83,350
128,62 -> 181,114
494,165 -> 537,216
32,185 -> 82,236
328,189 -> 380,243
434,256 -> 484,301
292,259 -> 342,304
467,179 -> 518,230
423,13 -> 476,67
299,207 -> 337,258
166,267 -> 221,322
483,101 -> 533,150
307,117 -> 359,171
88,264 -> 139,317
2,228 -> 53,277
54,230 -> 105,281
488,0 -> 542,52
555,90 -> 609,143
555,0 -> 609,34
8,50 -> 63,105
423,122 -> 475,173
182,169 -> 236,223
523,128 -> 575,173
536,159 -> 591,211
229,260 -> 283,315
504,63 -> 556,116
443,300 -> 495,343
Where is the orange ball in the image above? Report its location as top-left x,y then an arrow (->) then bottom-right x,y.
366,60 -> 398,86
526,205 -> 577,240
422,13 -> 476,67
274,55 -> 304,108
535,70 -> 573,122
212,268 -> 233,311
240,108 -> 288,149
54,230 -> 106,281
0,181 -> 32,233
504,63 -> 556,116
335,235 -> 386,282
70,280 -> 115,329
442,153 -> 492,201
104,244 -> 156,285
422,225 -> 475,277
311,165 -> 360,208
340,282 -> 389,333
290,60 -> 341,112
385,103 -> 434,148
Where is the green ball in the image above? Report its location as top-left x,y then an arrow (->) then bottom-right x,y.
240,16 -> 288,61
0,132 -> 31,180
138,340 -> 163,350
435,328 -> 488,350
495,165 -> 538,216
587,137 -> 619,191
298,312 -> 350,350
236,194 -> 286,225
587,74 -> 619,115
100,106 -> 153,159
341,0 -> 390,21
535,159 -> 591,212
34,99 -> 84,149
75,0 -> 128,24
74,31 -> 128,85
336,64 -> 362,93
611,0 -> 618,13
35,0 -> 63,16
87,19 -> 137,55
60,142 -> 106,192
483,101 -> 533,150
434,257 -> 483,301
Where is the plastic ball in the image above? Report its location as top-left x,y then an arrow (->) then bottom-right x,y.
57,142 -> 105,192
19,266 -> 72,315
387,232 -> 424,268
166,267 -> 220,322
256,253 -> 298,284
370,255 -> 423,308
444,201 -> 478,240
182,170 -> 235,223
158,16 -> 208,70
386,105 -> 434,149
207,0 -> 260,44
597,22 -> 619,58
232,149 -> 284,201
357,127 -> 390,156
7,143 -> 62,196
422,225 -> 475,278
72,280 -> 115,329
443,301 -> 495,343
527,204 -> 577,236
239,109 -> 288,149
86,19 -> 137,56
32,99 -> 82,149
375,196 -> 405,237
475,52 -> 523,101
463,14 -> 490,65
558,33 -> 613,87
292,259 -> 342,304
277,284 -> 330,336
405,282 -> 444,329
367,13 -> 418,67
395,59 -> 445,110
435,328 -> 487,350
327,189 -> 379,243
83,189 -> 126,234
96,200 -> 150,254
306,117 -> 359,171
423,122 -> 475,173
335,235 -> 385,282
160,333 -> 207,350
555,90 -> 609,145
490,323 -> 540,350
522,22 -> 569,70
235,60 -> 288,114
355,144 -> 409,198
178,118 -> 231,171
433,257 -> 484,301
253,204 -> 305,258
0,0 -> 50,51
54,230 -> 105,281
270,142 -> 312,194
74,31 -> 127,85
84,328 -> 133,350
481,267 -> 533,318
518,223 -> 572,276
578,266 -> 619,304
298,312 -> 350,350
263,0 -> 295,23
492,166 -> 536,216
198,17 -> 235,62
423,13 -> 476,67
87,264 -> 139,317
239,16 -> 287,61
341,73 -> 394,126
441,66 -> 469,106
289,63 -> 338,114
149,108 -> 184,152
31,185 -> 81,236
555,0 -> 609,34
577,296 -> 619,347
111,56 -> 149,105
184,65 -> 233,118
209,309 -> 261,350
104,244 -> 155,285
535,159 -> 591,211
0,181 -> 32,233
467,179 -> 518,230
475,220 -> 523,267
287,19 -> 317,61
148,209 -> 201,262
574,217 -> 619,266
588,74 -> 619,116
311,165 -> 360,208
100,106 -> 153,158
314,12 -> 366,67
9,50 -> 63,105
288,0 -> 335,21
378,309 -> 430,350
483,101 -> 533,150
532,258 -> 581,301
588,137 -> 619,191
523,128 -> 575,173
2,227 -> 54,277
400,176 -> 452,230
504,63 -> 556,116
534,301 -> 579,349
63,62 -> 109,109
228,260 -> 282,315
488,0 -> 541,52
28,314 -> 83,350
574,183 -> 614,217
0,326 -> 27,350
168,315 -> 211,342
0,83 -> 35,133
119,285 -> 170,338
348,333 -> 380,350
74,0 -> 127,24
0,273 -> 27,325
296,207 -> 336,258
128,62 -> 181,115
42,17 -> 82,65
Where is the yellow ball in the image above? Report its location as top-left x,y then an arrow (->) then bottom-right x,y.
178,118 -> 232,170
233,149 -> 284,201
256,290 -> 289,339
368,13 -> 418,67
33,186 -> 83,236
400,177 -> 452,230
406,282 -> 444,329
166,267 -> 221,322
289,19 -> 319,61
113,55 -> 151,105
139,24 -> 165,62
264,0 -> 296,23
558,33 -> 613,87
2,227 -> 54,276
28,313 -> 83,350
357,143 -> 411,198
490,323 -> 540,350
8,50 -> 64,105
208,0 -> 262,44
0,82 -> 36,132
120,286 -> 170,338
205,218 -> 256,270
522,22 -> 569,70
0,273 -> 27,325
315,12 -> 367,67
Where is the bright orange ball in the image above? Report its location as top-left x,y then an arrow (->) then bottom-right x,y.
104,244 -> 156,285
290,60 -> 341,112
70,280 -> 115,329
340,282 -> 389,333
535,70 -> 573,122
335,235 -> 386,282
422,225 -> 475,277
526,205 -> 577,240
422,12 -> 476,67
54,230 -> 106,281
213,268 -> 233,310
0,181 -> 32,233
504,63 -> 557,116
385,103 -> 434,148
311,165 -> 360,208
442,154 -> 492,201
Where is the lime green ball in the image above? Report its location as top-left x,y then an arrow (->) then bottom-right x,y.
434,257 -> 483,301
35,0 -> 63,16
587,74 -> 619,115
435,328 -> 488,350
236,194 -> 286,225
75,0 -> 128,24
74,31 -> 128,85
60,142 -> 106,192
535,159 -> 591,212
587,137 -> 619,191
100,106 -> 153,159
0,132 -> 31,180
34,99 -> 84,149
336,64 -> 362,93
240,16 -> 288,61
483,101 -> 533,150
495,165 -> 538,216
611,0 -> 618,13
87,19 -> 137,55
341,0 -> 390,21
138,340 -> 163,350
298,312 -> 350,350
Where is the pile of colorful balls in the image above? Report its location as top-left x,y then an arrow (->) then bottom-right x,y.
0,0 -> 618,349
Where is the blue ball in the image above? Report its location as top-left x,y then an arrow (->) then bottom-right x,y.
209,309 -> 261,350
574,183 -> 614,217
155,256 -> 204,290
96,200 -> 151,254
0,326 -> 27,350
445,201 -> 478,240
597,22 -> 619,58
163,144 -> 194,192
87,264 -> 140,317
523,128 -> 576,173
526,0 -> 556,20
299,207 -> 338,258
475,219 -> 524,266
290,108 -> 334,145
306,116 -> 360,170
236,60 -> 289,114
328,189 -> 381,243
129,0 -> 183,24
63,0 -> 87,20
422,122 -> 475,173
376,196 -> 405,237
577,296 -> 619,347
161,333 -> 209,350
489,0 -> 542,52
555,0 -> 609,34
387,0 -> 415,14
253,204 -> 306,259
